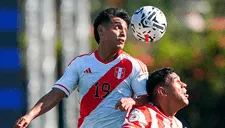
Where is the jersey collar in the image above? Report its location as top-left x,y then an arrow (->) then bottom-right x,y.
94,49 -> 122,64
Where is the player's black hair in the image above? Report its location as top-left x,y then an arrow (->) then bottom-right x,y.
146,67 -> 175,102
93,7 -> 130,44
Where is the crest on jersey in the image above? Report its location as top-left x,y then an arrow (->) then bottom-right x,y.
114,67 -> 126,79
129,113 -> 140,122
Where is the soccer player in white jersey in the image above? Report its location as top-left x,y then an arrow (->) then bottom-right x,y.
15,8 -> 149,128
122,67 -> 189,128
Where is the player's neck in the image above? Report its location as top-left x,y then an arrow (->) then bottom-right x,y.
97,47 -> 122,62
154,101 -> 177,117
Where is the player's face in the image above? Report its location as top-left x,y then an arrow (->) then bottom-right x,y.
165,73 -> 189,108
100,17 -> 128,50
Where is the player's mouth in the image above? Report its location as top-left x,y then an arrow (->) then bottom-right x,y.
119,39 -> 125,43
184,92 -> 189,98
183,90 -> 189,98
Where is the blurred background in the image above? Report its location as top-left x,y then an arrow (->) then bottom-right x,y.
1,0 -> 224,127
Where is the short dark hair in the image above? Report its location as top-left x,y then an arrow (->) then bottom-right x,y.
93,7 -> 130,44
146,67 -> 175,102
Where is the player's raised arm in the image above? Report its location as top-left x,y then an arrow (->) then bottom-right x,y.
14,88 -> 66,128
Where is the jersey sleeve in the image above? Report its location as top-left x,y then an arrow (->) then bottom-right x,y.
52,60 -> 79,97
131,60 -> 148,97
122,107 -> 149,128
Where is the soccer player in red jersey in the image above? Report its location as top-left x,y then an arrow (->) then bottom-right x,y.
15,8 -> 149,128
122,67 -> 189,128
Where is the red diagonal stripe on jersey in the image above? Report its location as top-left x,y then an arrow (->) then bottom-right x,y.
139,106 -> 152,127
147,104 -> 166,127
78,58 -> 132,127
156,113 -> 165,128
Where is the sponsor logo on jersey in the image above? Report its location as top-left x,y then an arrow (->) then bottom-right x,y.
114,67 -> 126,79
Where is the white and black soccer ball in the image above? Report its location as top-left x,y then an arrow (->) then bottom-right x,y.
130,6 -> 167,43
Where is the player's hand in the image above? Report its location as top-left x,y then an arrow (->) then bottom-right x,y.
115,98 -> 136,117
14,115 -> 32,128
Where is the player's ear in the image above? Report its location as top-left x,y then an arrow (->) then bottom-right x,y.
98,25 -> 105,34
157,86 -> 167,96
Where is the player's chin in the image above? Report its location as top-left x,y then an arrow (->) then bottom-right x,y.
116,44 -> 125,49
184,99 -> 189,105
182,98 -> 189,106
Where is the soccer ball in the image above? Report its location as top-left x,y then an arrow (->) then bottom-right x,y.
130,6 -> 167,43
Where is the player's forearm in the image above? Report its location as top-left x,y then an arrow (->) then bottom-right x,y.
133,95 -> 149,106
26,102 -> 50,121
26,89 -> 66,120
27,98 -> 57,120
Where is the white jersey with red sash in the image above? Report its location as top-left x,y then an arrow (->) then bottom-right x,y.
122,103 -> 183,128
53,50 -> 148,128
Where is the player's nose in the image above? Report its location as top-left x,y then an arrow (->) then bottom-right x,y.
119,29 -> 126,38
182,82 -> 187,88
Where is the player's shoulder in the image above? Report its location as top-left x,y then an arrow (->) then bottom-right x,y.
130,104 -> 152,117
68,51 -> 94,66
135,105 -> 149,111
132,104 -> 158,119
121,51 -> 147,73
131,103 -> 152,112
